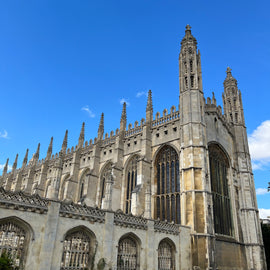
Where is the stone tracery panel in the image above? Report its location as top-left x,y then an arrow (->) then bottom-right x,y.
99,163 -> 112,208
61,230 -> 91,270
209,143 -> 233,236
158,240 -> 175,270
0,220 -> 28,269
125,156 -> 139,214
154,146 -> 180,224
117,236 -> 138,270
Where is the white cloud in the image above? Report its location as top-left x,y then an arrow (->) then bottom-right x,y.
136,91 -> 147,98
248,120 -> 270,170
0,130 -> 9,139
259,208 -> 270,219
256,188 -> 269,195
120,98 -> 130,107
0,164 -> 12,172
81,106 -> 95,118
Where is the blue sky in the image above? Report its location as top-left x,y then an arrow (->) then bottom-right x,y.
0,1 -> 269,217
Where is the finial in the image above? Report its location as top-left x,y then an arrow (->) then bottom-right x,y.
22,149 -> 29,167
2,158 -> 9,175
226,67 -> 232,74
224,66 -> 237,86
146,90 -> 153,112
12,154 -> 18,172
98,113 -> 104,140
61,130 -> 68,154
120,103 -> 127,132
186,24 -> 191,31
78,122 -> 85,148
181,25 -> 197,46
46,137 -> 53,159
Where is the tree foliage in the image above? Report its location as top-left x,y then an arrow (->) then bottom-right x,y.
262,224 -> 270,269
0,251 -> 17,270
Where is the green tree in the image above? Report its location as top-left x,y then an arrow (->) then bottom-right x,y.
262,223 -> 270,269
0,251 -> 17,270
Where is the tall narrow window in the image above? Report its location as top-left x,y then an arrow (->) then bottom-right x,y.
158,240 -> 175,270
125,156 -> 138,214
209,144 -> 233,236
0,220 -> 28,269
155,146 -> 180,224
61,230 -> 91,270
117,236 -> 138,270
99,164 -> 112,208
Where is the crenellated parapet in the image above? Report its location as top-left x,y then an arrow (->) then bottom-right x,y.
205,92 -> 234,136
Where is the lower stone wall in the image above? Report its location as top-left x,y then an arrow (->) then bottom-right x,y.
0,200 -> 192,270
215,239 -> 247,270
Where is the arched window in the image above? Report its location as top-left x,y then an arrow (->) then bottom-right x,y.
155,146 -> 180,224
99,163 -> 112,208
117,236 -> 138,270
125,156 -> 139,214
158,240 -> 175,270
61,230 -> 91,270
209,144 -> 233,236
78,170 -> 90,203
0,219 -> 29,269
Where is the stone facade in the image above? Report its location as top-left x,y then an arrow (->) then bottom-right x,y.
0,25 -> 266,270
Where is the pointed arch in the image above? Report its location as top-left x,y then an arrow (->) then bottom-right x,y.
61,226 -> 96,270
208,143 -> 233,236
59,174 -> 70,200
77,168 -> 91,203
0,216 -> 34,269
158,238 -> 176,270
117,232 -> 141,270
98,162 -> 112,208
154,145 -> 180,224
124,154 -> 139,214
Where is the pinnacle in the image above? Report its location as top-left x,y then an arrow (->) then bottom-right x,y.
181,24 -> 197,46
146,89 -> 153,112
224,66 -> 237,86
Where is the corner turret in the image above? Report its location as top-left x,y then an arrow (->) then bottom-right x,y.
222,67 -> 245,125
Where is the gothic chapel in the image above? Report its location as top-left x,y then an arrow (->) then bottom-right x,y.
0,26 -> 266,270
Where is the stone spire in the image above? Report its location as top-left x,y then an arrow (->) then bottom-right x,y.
22,149 -> 29,167
98,113 -> 104,140
34,143 -> 40,161
61,130 -> 68,154
146,89 -> 153,122
12,154 -> 18,172
46,137 -> 53,160
120,102 -> 127,132
222,67 -> 244,125
181,24 -> 197,46
78,122 -> 85,148
179,25 -> 202,93
2,158 -> 9,176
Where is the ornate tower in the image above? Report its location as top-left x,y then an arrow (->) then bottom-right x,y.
222,67 -> 245,125
222,68 -> 266,269
179,25 -> 213,269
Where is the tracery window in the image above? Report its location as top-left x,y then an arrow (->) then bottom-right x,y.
125,156 -> 139,214
117,237 -> 138,270
209,144 -> 233,236
158,240 -> 175,270
99,163 -> 112,208
61,230 -> 91,270
0,221 -> 27,269
154,146 -> 180,224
